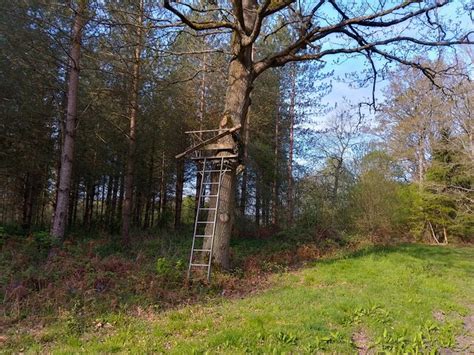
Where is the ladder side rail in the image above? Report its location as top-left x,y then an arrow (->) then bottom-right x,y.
187,157 -> 208,279
207,156 -> 225,281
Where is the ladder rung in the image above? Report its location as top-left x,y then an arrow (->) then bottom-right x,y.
199,208 -> 217,211
190,263 -> 210,267
202,194 -> 219,197
202,182 -> 220,184
195,235 -> 212,238
202,170 -> 227,173
193,249 -> 212,252
192,155 -> 238,160
197,221 -> 214,224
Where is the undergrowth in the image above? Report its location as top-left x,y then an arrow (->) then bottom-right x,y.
2,225 -> 472,353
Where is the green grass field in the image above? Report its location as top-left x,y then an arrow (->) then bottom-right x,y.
4,244 -> 474,353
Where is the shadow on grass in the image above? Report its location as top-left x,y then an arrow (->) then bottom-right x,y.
310,243 -> 474,274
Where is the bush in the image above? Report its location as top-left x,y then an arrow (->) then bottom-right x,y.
155,257 -> 185,284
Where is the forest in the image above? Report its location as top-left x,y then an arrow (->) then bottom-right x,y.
1,0 -> 473,353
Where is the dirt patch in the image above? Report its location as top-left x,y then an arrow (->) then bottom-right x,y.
440,305 -> 474,354
454,308 -> 474,353
433,310 -> 446,322
352,329 -> 371,355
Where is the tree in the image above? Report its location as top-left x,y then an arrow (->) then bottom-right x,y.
423,128 -> 473,243
163,0 -> 472,268
380,61 -> 473,242
121,0 -> 145,244
51,0 -> 88,240
0,1 -> 58,229
351,150 -> 403,239
379,63 -> 447,184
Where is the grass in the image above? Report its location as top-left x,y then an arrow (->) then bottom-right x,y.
3,243 -> 473,353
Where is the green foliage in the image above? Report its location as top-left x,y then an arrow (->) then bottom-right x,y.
65,299 -> 87,336
420,129 -> 473,241
374,321 -> 456,353
155,257 -> 185,284
32,231 -> 55,252
349,151 -> 405,238
345,305 -> 392,325
0,226 -> 5,248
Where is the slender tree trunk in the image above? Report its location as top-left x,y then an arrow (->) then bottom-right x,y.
240,102 -> 251,216
174,159 -> 184,230
417,134 -> 425,187
194,57 -> 207,213
240,47 -> 256,216
110,174 -> 119,230
287,64 -> 296,225
122,0 -> 144,243
134,191 -> 142,227
272,103 -> 280,226
117,173 -> 124,225
83,182 -> 94,229
22,173 -> 34,230
159,151 -> 166,218
255,176 -> 261,226
333,159 -> 342,201
144,143 -> 155,229
150,192 -> 156,227
51,0 -> 87,240
105,175 -> 113,226
99,177 -> 105,222
262,193 -> 267,227
72,182 -> 79,227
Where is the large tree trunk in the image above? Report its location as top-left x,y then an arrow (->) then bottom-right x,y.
202,0 -> 258,268
122,0 -> 144,244
203,50 -> 254,268
51,0 -> 87,240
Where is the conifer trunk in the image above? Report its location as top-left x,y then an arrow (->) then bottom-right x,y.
287,64 -> 296,225
174,159 -> 184,230
122,0 -> 144,243
51,0 -> 87,240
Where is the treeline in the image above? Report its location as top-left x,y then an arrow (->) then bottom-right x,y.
298,64 -> 473,243
0,1 -> 313,236
0,1 -> 472,244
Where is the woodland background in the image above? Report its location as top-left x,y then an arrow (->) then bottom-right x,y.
0,1 -> 473,350
1,1 -> 472,244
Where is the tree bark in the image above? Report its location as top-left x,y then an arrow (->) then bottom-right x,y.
199,0 -> 258,268
240,109 -> 250,215
287,64 -> 296,225
122,0 -> 144,244
22,173 -> 34,230
202,46 -> 254,268
51,0 -> 87,240
159,151 -> 166,219
174,159 -> 184,230
272,102 -> 280,226
333,158 -> 342,201
105,175 -> 114,226
255,176 -> 261,226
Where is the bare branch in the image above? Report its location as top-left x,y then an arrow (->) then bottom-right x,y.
163,0 -> 238,31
